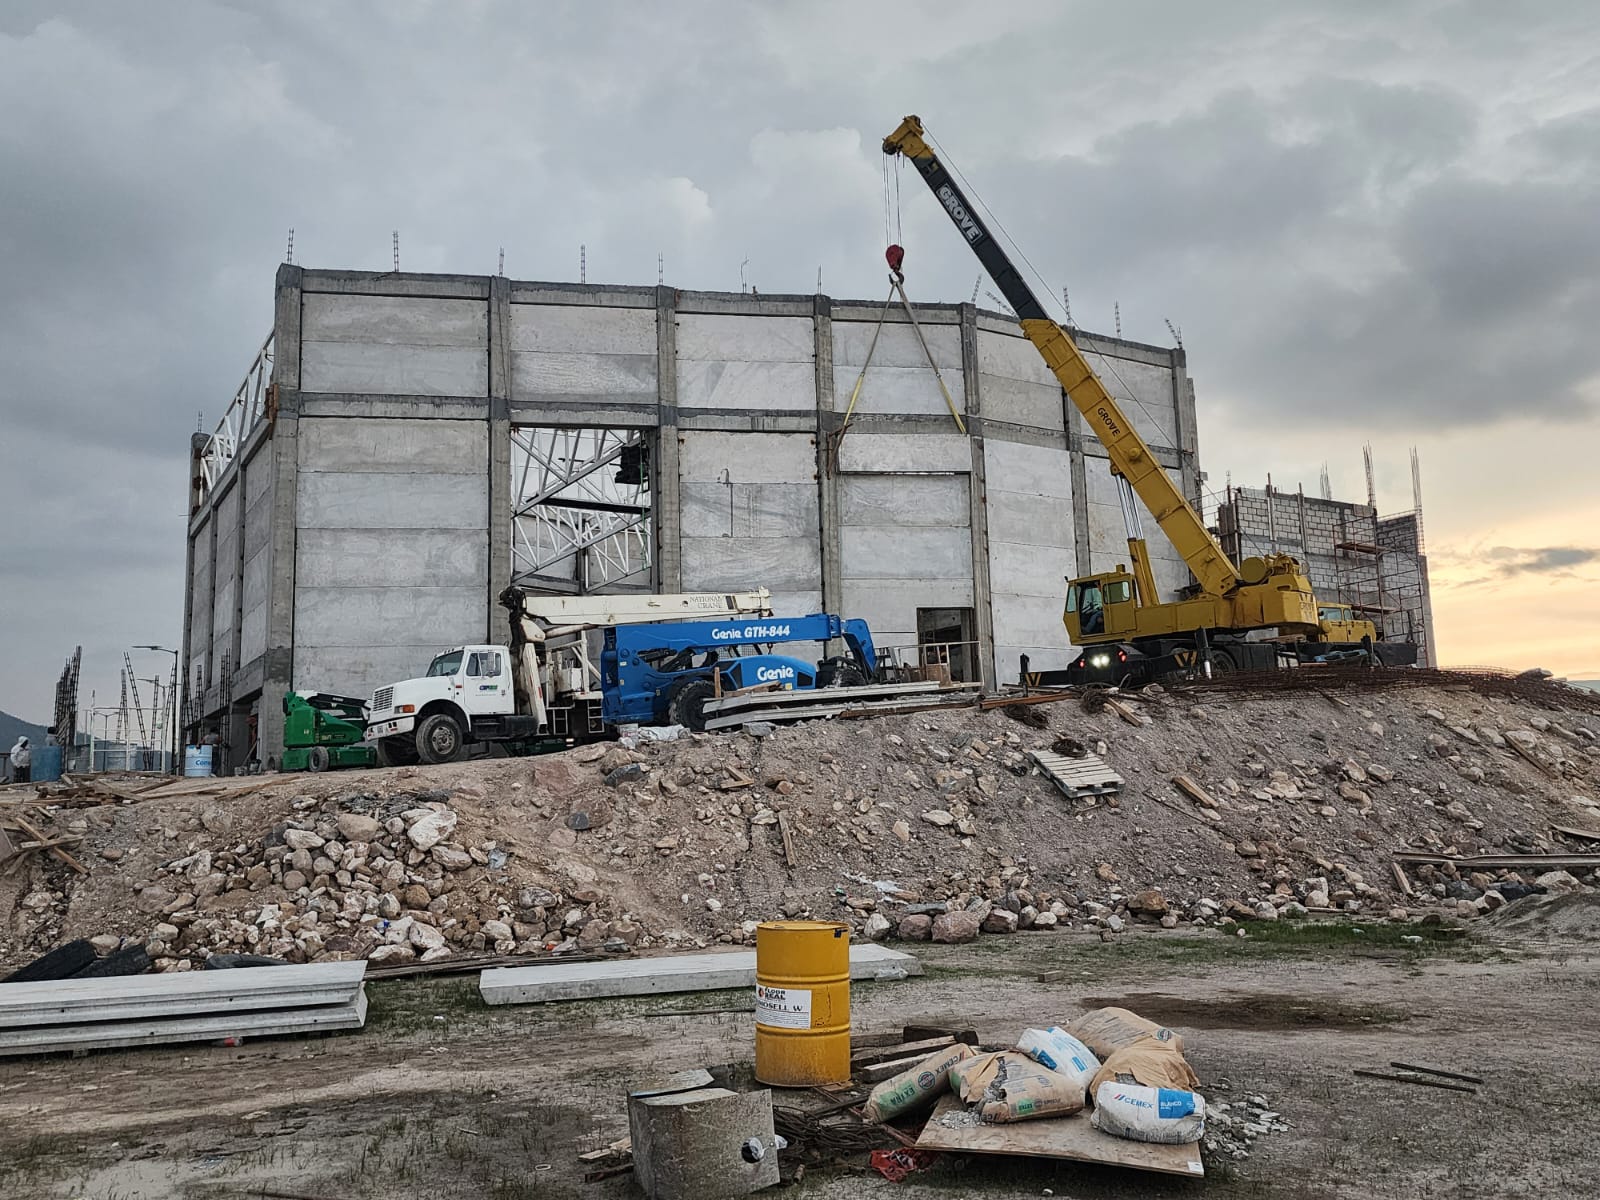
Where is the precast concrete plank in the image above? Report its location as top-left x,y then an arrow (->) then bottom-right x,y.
0,991 -> 368,1056
479,944 -> 922,1006
0,961 -> 366,1028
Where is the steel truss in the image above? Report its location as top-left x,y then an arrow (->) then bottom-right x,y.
198,331 -> 275,501
510,426 -> 652,592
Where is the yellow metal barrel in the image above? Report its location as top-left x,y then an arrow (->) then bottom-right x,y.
754,921 -> 851,1087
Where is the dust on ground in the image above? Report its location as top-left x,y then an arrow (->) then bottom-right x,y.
1,918 -> 1594,1199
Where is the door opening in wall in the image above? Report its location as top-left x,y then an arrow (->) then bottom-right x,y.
510,426 -> 654,594
915,607 -> 978,683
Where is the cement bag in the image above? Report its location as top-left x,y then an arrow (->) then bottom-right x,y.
949,1050 -> 1007,1098
861,1044 -> 975,1124
960,1051 -> 1087,1123
1065,1006 -> 1185,1059
1015,1027 -> 1100,1099
1091,1081 -> 1206,1144
1089,1039 -> 1200,1095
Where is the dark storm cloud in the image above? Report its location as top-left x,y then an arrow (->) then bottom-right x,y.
2,0 -> 1599,718
1485,546 -> 1600,575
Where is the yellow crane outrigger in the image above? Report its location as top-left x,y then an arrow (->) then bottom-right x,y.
883,116 -> 1413,682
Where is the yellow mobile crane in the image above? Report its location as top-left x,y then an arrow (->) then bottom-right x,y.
883,116 -> 1416,683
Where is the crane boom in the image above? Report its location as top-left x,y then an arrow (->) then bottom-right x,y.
882,116 -> 1242,598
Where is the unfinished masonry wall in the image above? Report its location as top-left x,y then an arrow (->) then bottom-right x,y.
183,267 -> 1202,762
1216,487 -> 1435,666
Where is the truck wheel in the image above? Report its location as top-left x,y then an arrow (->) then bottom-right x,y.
307,746 -> 330,773
375,736 -> 420,768
667,678 -> 716,732
1206,649 -> 1236,677
415,713 -> 465,764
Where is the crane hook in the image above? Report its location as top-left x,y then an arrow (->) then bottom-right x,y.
885,244 -> 905,284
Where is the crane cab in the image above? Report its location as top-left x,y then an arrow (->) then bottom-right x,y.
1063,570 -> 1138,643
1313,602 -> 1379,644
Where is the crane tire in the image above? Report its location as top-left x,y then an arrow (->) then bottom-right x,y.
415,713 -> 465,764
666,678 -> 716,732
307,745 -> 331,773
1207,649 -> 1237,677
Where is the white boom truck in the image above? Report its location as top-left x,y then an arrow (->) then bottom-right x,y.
365,589 -> 774,766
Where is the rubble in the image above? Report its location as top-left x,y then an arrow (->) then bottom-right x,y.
1,680 -> 1597,970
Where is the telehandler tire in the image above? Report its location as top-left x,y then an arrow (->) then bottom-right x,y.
666,678 -> 716,732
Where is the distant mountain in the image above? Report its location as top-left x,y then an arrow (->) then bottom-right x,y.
0,710 -> 49,750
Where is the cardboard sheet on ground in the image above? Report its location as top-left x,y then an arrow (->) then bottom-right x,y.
914,1094 -> 1204,1178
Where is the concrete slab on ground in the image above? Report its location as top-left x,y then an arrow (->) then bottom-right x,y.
479,944 -> 922,1006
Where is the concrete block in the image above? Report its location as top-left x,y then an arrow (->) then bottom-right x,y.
838,474 -> 969,527
510,303 -> 656,354
680,537 -> 818,592
988,540 -> 1073,601
677,359 -> 817,411
0,993 -> 367,1057
830,363 -> 968,417
976,328 -> 1057,384
241,547 -> 269,611
676,313 -> 813,363
302,341 -> 488,397
210,575 -> 235,637
296,528 -> 489,589
979,372 -> 1062,431
293,585 -> 484,647
303,294 -> 486,347
242,489 -> 273,557
679,431 -> 815,484
630,1087 -> 778,1200
295,471 -> 488,530
833,320 -> 962,369
680,483 -> 818,539
239,602 -> 266,667
511,350 -> 658,398
835,433 -> 970,475
479,944 -> 921,1005
987,491 -> 1074,549
297,417 -> 486,474
839,526 -> 971,580
983,440 -> 1074,499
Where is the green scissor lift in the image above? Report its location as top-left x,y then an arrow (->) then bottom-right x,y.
280,691 -> 378,772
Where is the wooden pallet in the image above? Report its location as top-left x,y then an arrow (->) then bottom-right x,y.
1029,750 -> 1123,799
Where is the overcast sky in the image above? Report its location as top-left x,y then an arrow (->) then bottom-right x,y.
2,0 -> 1598,724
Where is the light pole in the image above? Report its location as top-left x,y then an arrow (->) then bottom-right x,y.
135,646 -> 180,775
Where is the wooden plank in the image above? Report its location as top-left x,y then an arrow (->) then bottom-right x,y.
776,811 -> 797,868
1551,823 -> 1600,842
1353,1068 -> 1475,1094
850,1035 -> 953,1067
1391,862 -> 1414,897
1103,698 -> 1150,728
856,1053 -> 931,1084
702,680 -> 951,716
1393,851 -> 1600,870
11,814 -> 87,875
0,991 -> 367,1056
1506,737 -> 1559,778
0,961 -> 366,1027
1172,774 -> 1218,809
480,944 -> 921,1006
915,1093 -> 1203,1178
1388,1061 -> 1483,1085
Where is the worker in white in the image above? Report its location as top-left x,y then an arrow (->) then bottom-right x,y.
9,737 -> 31,784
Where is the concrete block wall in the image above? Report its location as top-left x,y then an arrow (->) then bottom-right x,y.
185,268 -> 1204,759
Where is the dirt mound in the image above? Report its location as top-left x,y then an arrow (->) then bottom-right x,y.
1481,892 -> 1600,941
1,679 -> 1596,971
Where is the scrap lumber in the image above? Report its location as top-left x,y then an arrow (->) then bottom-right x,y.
1390,862 -> 1415,897
11,814 -> 87,874
479,944 -> 921,1006
1031,750 -> 1123,799
776,811 -> 797,868
1172,774 -> 1219,809
850,1035 -> 954,1068
1505,738 -> 1559,778
916,1093 -> 1202,1177
1103,697 -> 1150,727
1392,851 -> 1600,871
720,766 -> 755,791
856,1053 -> 933,1084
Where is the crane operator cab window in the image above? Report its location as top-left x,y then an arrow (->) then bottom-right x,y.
1068,582 -> 1105,634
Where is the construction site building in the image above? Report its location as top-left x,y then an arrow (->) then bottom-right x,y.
182,266 -> 1203,765
1216,486 -> 1435,666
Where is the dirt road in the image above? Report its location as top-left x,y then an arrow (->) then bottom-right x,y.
1,921 -> 1591,1199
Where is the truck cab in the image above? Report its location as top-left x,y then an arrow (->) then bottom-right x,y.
367,644 -> 520,764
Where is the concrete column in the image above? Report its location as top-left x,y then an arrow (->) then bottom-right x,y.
179,434 -> 206,747
258,263 -> 303,764
1065,393 -> 1092,577
960,303 -> 997,688
812,294 -> 843,618
487,275 -> 512,640
654,285 -> 682,591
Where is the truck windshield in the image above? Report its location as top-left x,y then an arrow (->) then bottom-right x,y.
425,651 -> 464,677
